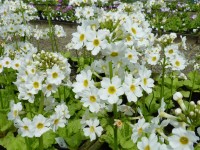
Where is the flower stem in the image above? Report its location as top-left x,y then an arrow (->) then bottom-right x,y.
25,137 -> 31,150
160,47 -> 166,100
38,92 -> 44,114
38,92 -> 44,150
39,135 -> 44,150
109,61 -> 118,150
113,104 -> 118,150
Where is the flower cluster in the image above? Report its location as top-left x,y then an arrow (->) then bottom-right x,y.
14,50 -> 71,103
8,101 -> 70,137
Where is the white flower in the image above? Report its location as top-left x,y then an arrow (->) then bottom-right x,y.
49,113 -> 67,132
0,60 -> 3,73
54,25 -> 66,37
80,87 -> 101,113
85,29 -> 109,55
98,76 -> 124,104
32,114 -> 50,137
15,118 -> 34,137
46,65 -> 65,85
72,25 -> 88,49
72,69 -> 94,94
55,103 -> 70,119
170,56 -> 187,71
165,44 -> 178,58
7,101 -> 22,121
168,127 -> 199,150
2,57 -> 12,68
147,52 -> 160,65
123,73 -> 143,102
137,133 -> 160,150
42,82 -> 57,97
131,118 -> 150,143
139,66 -> 154,94
83,118 -> 103,141
25,74 -> 44,94
11,59 -> 21,70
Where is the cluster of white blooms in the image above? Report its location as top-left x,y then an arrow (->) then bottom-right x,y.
157,33 -> 187,71
131,99 -> 200,150
0,0 -> 38,39
8,101 -> 70,137
14,50 -> 71,103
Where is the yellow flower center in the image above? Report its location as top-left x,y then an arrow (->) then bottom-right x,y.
33,81 -> 39,89
23,126 -> 29,131
13,110 -> 18,117
144,145 -> 150,150
90,126 -> 95,132
175,61 -> 180,67
37,123 -> 44,129
108,86 -> 116,94
152,56 -> 157,62
128,54 -> 133,59
93,39 -> 100,47
5,61 -> 9,65
15,63 -> 19,68
168,49 -> 174,54
143,78 -> 147,85
137,127 -> 143,134
47,84 -> 52,90
110,52 -> 118,57
52,72 -> 58,78
83,80 -> 88,87
0,64 -> 2,68
31,69 -> 35,73
89,95 -> 96,102
79,34 -> 85,41
180,136 -> 189,145
131,28 -> 137,35
126,36 -> 132,41
54,119 -> 59,125
130,84 -> 136,92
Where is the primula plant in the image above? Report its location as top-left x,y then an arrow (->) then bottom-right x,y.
0,0 -> 200,150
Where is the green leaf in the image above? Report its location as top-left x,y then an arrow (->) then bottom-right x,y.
0,112 -> 13,132
65,132 -> 85,149
66,119 -> 82,135
179,91 -> 190,98
120,139 -> 136,149
0,132 -> 26,150
43,130 -> 56,149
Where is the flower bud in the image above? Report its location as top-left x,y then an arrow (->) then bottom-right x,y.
190,111 -> 194,116
190,101 -> 195,106
197,100 -> 200,105
173,92 -> 183,101
175,108 -> 182,115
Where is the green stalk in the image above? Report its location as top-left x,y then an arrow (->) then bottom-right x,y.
38,92 -> 44,114
58,87 -> 62,101
109,61 -> 118,150
160,47 -> 166,100
38,92 -> 44,150
188,70 -> 196,109
0,90 -> 3,109
53,28 -> 59,53
46,4 -> 55,52
25,137 -> 31,150
39,135 -> 44,150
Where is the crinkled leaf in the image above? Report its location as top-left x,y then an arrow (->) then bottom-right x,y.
0,132 -> 26,150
